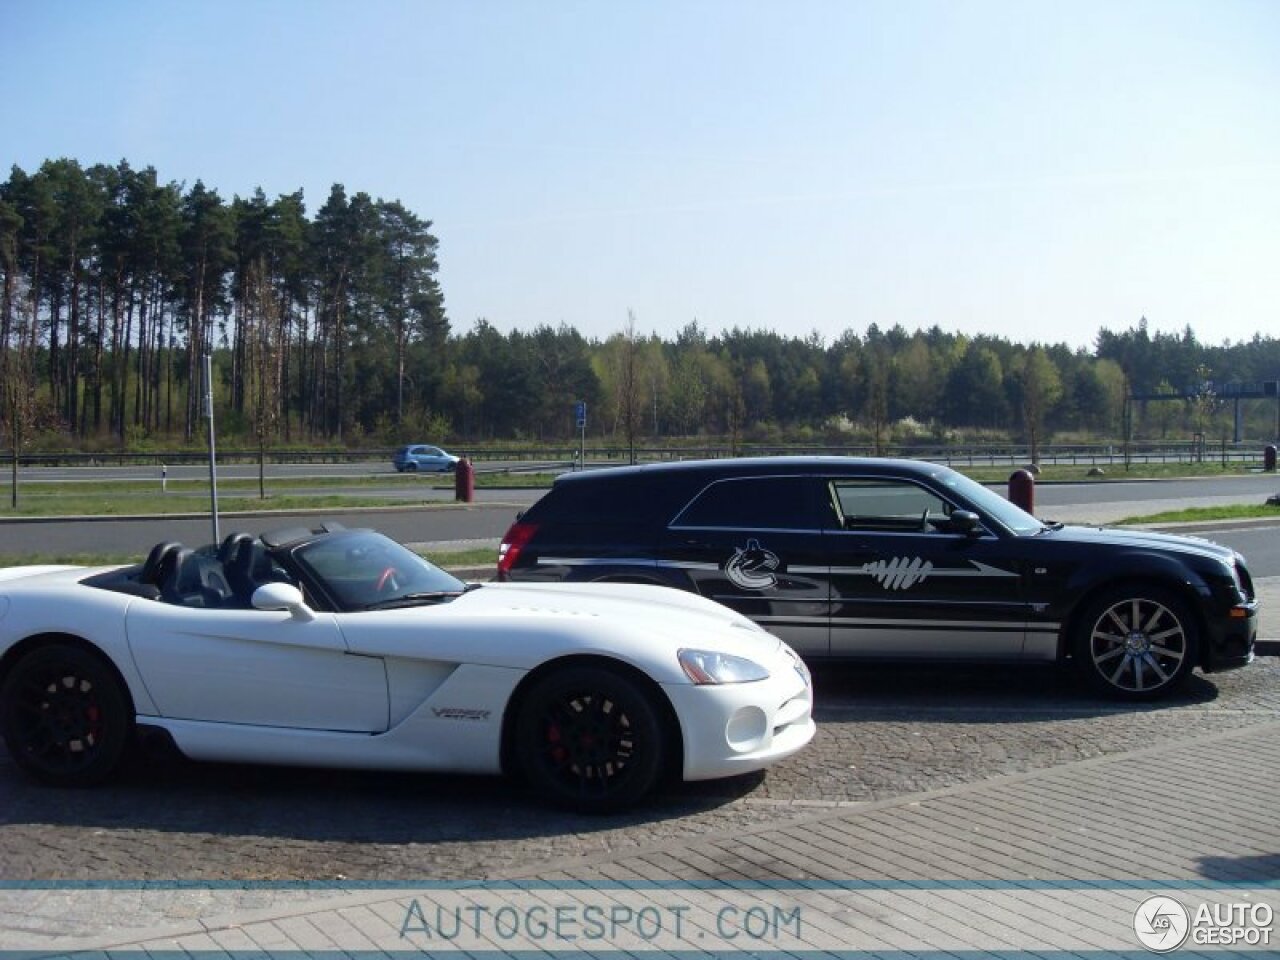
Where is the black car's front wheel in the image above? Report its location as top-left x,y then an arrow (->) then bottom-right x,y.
1073,586 -> 1199,699
0,642 -> 132,785
514,664 -> 665,812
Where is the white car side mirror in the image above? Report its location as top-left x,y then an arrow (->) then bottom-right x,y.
251,582 -> 315,622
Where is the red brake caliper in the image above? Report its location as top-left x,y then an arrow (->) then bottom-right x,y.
547,723 -> 567,763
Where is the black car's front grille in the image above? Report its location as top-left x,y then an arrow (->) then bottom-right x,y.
1236,560 -> 1255,601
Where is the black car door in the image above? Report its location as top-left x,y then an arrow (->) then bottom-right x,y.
824,476 -> 1029,658
658,474 -> 831,657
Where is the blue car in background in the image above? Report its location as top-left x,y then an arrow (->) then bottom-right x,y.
393,444 -> 460,473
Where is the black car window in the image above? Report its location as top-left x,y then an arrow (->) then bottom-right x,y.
672,476 -> 818,530
830,479 -> 951,532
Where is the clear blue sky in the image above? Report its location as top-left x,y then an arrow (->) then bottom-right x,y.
3,0 -> 1277,349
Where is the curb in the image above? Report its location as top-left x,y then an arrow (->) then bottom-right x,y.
1028,471 -> 1277,485
1146,515 -> 1280,534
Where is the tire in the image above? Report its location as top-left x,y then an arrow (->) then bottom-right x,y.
406,462 -> 419,473
514,664 -> 665,812
1073,586 -> 1199,700
0,643 -> 132,786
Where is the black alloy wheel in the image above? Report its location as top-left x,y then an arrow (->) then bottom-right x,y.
0,643 -> 132,785
515,665 -> 665,812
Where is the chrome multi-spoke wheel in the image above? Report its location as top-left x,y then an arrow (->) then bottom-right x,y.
515,665 -> 664,812
0,643 -> 131,785
1075,588 -> 1198,699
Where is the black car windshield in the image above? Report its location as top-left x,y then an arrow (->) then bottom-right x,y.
933,468 -> 1045,536
292,531 -> 466,610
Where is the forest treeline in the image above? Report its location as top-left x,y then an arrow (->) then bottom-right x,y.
2,158 -> 1278,455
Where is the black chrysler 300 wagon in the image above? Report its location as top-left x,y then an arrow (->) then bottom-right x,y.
497,458 -> 1257,699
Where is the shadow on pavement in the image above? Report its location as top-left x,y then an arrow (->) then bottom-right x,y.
1196,852 -> 1280,882
808,660 -> 1222,720
0,743 -> 751,848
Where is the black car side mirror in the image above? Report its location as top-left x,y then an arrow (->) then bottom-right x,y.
946,510 -> 983,536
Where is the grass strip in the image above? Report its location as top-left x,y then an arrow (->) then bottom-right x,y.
1116,503 -> 1280,525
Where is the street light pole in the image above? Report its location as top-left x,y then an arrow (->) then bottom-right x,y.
204,352 -> 220,544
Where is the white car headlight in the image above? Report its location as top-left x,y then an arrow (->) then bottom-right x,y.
678,649 -> 770,685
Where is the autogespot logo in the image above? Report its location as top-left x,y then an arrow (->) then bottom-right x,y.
1134,895 -> 1190,952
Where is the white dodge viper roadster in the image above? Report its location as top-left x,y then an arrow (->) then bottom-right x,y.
0,525 -> 814,811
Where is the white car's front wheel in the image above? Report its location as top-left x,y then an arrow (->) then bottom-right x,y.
515,665 -> 665,813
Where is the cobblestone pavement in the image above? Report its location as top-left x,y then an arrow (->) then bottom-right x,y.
2,658 -> 1278,952
2,658 -> 1277,886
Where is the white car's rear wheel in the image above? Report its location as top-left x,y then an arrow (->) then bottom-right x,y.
515,665 -> 664,812
1,643 -> 132,786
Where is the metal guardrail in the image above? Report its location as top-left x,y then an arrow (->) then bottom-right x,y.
0,441 -> 1273,469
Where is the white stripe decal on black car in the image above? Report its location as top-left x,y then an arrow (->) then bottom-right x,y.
792,559 -> 1017,591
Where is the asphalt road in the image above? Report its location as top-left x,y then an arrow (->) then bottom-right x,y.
8,461 -> 1280,502
0,503 -> 525,560
1034,474 -> 1280,508
1,470 -> 1278,574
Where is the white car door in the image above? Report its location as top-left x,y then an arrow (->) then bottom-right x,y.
125,601 -> 389,732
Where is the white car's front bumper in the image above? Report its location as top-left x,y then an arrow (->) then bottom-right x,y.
662,653 -> 815,781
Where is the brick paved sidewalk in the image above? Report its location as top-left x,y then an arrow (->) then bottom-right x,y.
12,719 -> 1277,956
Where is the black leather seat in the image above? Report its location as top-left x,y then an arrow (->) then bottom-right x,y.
223,537 -> 263,606
140,542 -> 181,587
159,548 -> 197,605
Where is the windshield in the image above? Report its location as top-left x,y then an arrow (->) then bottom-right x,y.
933,467 -> 1044,536
292,531 -> 466,610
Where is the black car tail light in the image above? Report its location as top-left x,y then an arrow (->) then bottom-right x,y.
497,521 -> 539,580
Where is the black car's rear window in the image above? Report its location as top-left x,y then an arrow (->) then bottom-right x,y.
524,473 -> 698,526
672,476 -> 821,530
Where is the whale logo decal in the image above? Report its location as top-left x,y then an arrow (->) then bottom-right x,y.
724,539 -> 780,590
